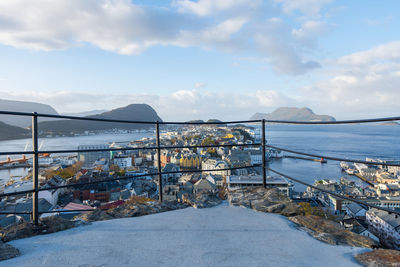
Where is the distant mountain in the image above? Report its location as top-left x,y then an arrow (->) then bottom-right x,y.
37,104 -> 162,135
186,120 -> 205,123
0,99 -> 59,127
62,109 -> 108,117
250,107 -> 336,122
0,121 -> 30,141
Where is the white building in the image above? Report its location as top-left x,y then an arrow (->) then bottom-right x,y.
202,159 -> 231,176
114,156 -> 132,169
78,144 -> 110,168
366,208 -> 400,249
226,175 -> 293,196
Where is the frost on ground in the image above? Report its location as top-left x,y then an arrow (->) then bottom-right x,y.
1,203 -> 368,267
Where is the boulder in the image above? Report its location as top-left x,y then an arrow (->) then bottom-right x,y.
79,209 -> 114,222
266,203 -> 286,213
182,193 -> 221,209
0,220 -> 39,242
289,215 -> 379,248
280,202 -> 304,217
355,249 -> 400,267
40,215 -> 75,233
0,241 -> 19,261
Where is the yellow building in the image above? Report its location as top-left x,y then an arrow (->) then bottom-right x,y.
180,154 -> 201,169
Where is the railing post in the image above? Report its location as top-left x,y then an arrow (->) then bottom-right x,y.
155,121 -> 163,202
261,119 -> 266,188
32,112 -> 39,225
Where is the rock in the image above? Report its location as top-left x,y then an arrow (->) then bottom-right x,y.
79,209 -> 114,222
0,220 -> 39,242
289,215 -> 379,248
182,193 -> 221,209
280,202 -> 304,217
266,203 -> 286,213
355,249 -> 400,267
228,188 -> 303,217
251,199 -> 272,213
40,215 -> 75,233
0,241 -> 19,261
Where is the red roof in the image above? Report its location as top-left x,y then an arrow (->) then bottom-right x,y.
63,202 -> 95,213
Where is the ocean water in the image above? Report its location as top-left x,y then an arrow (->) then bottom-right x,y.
265,124 -> 400,190
0,124 -> 398,191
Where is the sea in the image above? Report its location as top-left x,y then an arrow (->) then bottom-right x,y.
0,124 -> 399,191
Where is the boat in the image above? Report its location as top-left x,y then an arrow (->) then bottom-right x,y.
340,161 -> 350,170
345,168 -> 356,175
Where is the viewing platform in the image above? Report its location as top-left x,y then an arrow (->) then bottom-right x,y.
0,204 -> 366,267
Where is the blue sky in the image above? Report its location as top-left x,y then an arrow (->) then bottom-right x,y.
0,0 -> 399,120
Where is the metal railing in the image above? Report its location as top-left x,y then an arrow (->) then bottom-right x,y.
0,110 -> 399,225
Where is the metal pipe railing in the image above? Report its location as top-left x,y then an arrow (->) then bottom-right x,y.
265,144 -> 400,167
0,110 -> 399,224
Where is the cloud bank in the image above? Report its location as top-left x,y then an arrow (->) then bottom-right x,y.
0,0 -> 332,75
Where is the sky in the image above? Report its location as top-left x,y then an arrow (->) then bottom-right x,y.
0,0 -> 399,121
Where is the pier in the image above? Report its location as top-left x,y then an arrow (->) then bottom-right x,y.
284,155 -> 327,163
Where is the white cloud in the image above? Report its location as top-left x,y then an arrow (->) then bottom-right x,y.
0,0 -> 331,75
300,41 -> 400,118
173,0 -> 262,17
275,0 -> 334,18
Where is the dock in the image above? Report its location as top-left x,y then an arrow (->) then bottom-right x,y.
284,155 -> 327,163
353,173 -> 376,186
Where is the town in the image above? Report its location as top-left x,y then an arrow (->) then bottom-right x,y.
0,123 -> 399,250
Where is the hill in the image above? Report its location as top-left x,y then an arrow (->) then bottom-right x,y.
250,107 -> 336,122
0,99 -> 59,127
0,121 -> 30,141
37,104 -> 162,135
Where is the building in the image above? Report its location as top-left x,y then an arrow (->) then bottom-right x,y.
345,203 -> 367,219
202,159 -> 231,176
366,208 -> 400,249
226,175 -> 293,196
78,144 -> 110,168
179,153 -> 201,169
376,172 -> 398,184
354,163 -> 377,179
193,177 -> 217,194
114,156 -> 132,169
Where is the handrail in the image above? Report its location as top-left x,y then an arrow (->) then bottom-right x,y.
0,110 -> 399,124
0,109 -> 399,223
265,144 -> 400,167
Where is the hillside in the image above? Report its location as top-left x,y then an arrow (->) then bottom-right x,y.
0,121 -> 30,141
37,104 -> 162,135
250,107 -> 336,122
0,99 -> 59,127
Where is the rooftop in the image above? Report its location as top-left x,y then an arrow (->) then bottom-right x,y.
2,204 -> 367,267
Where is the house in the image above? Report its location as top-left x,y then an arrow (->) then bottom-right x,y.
202,159 -> 231,176
163,184 -> 180,201
193,177 -> 217,194
341,216 -> 379,242
161,163 -> 181,184
345,203 -> 367,219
